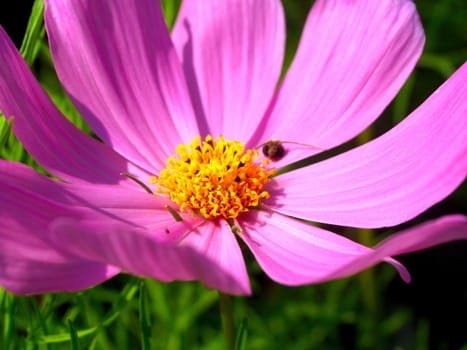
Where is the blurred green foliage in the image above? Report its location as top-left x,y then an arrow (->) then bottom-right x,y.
1,0 -> 466,349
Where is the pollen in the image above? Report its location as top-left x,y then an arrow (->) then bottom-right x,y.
153,135 -> 274,219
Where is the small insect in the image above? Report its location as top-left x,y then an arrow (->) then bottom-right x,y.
262,140 -> 285,161
260,140 -> 325,161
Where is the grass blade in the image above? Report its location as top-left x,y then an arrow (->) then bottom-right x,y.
139,281 -> 152,350
234,318 -> 248,350
68,319 -> 80,350
19,0 -> 45,66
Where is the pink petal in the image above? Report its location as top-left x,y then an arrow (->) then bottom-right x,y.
239,211 -> 398,285
0,162 -> 119,294
331,214 -> 467,281
172,0 -> 285,141
0,160 -> 194,235
249,0 -> 425,165
179,219 -> 251,295
240,211 -> 467,286
271,62 -> 467,228
1,160 -> 249,294
45,0 -> 199,172
0,27 -> 142,185
49,217 -> 251,295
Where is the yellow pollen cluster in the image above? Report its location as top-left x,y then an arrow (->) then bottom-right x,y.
153,135 -> 274,219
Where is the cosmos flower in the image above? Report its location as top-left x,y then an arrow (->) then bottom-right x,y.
0,0 -> 466,295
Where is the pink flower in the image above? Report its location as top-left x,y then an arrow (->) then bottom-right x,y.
0,0 -> 466,295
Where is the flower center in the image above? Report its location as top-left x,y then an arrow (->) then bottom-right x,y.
152,135 -> 274,219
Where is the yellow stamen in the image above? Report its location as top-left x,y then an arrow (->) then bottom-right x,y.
154,135 -> 274,219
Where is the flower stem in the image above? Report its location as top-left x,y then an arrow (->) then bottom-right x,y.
218,292 -> 235,350
357,129 -> 380,347
358,228 -> 380,347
